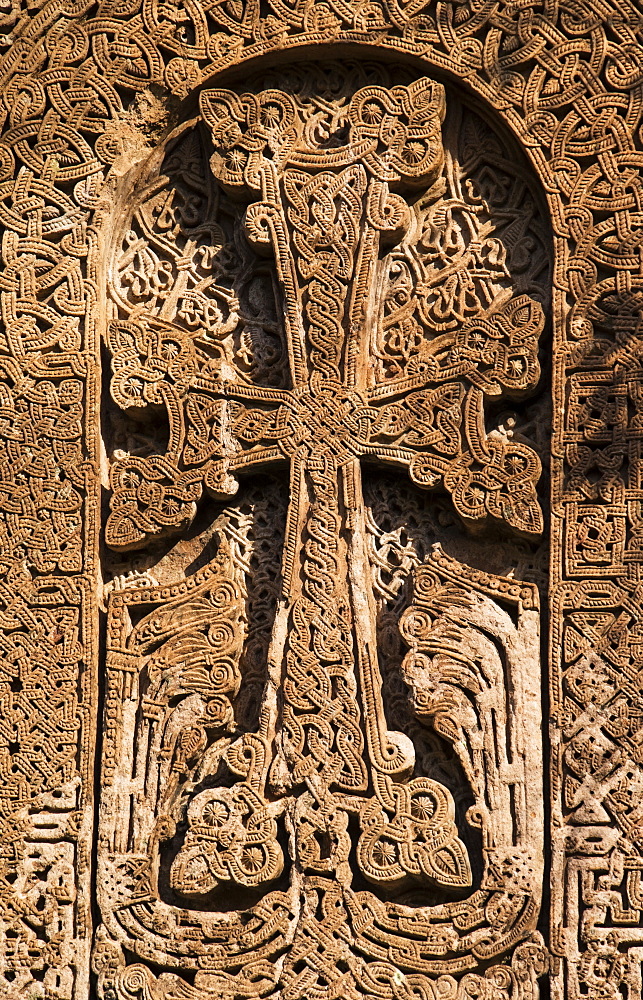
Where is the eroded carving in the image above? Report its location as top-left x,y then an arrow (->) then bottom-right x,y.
96,65 -> 548,1000
1,1 -> 639,997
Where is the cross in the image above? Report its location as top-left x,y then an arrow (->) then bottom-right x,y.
108,77 -> 544,899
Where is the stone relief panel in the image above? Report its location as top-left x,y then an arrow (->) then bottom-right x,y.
0,2 -> 640,999
96,61 -> 551,1000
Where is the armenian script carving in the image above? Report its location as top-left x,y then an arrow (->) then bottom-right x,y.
96,64 -> 550,999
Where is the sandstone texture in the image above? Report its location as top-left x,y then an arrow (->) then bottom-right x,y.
0,3 -> 636,999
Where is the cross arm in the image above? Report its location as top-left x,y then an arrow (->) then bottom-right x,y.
362,382 -> 543,538
369,293 -> 545,405
106,383 -> 295,551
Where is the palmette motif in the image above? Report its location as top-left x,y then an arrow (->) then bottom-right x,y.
96,71 -> 546,1000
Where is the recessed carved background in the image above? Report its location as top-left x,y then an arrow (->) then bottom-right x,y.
96,59 -> 551,1000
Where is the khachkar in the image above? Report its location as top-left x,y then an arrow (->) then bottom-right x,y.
95,68 -> 549,1000
2,2 -> 643,999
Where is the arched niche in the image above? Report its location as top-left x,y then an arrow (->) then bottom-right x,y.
95,53 -> 552,1000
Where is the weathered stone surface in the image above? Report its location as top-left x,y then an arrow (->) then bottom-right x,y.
0,3 -> 639,999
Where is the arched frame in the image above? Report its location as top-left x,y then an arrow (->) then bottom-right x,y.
0,2 -> 640,998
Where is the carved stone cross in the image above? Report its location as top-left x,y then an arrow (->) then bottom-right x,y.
99,73 -> 547,999
104,78 -> 542,900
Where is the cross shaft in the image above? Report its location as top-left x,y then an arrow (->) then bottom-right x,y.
168,79 -> 475,896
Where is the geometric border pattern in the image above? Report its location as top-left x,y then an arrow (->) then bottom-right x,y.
0,1 -> 642,996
